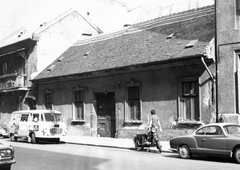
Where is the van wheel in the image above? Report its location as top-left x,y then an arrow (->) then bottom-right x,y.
10,134 -> 14,141
10,134 -> 17,142
31,133 -> 37,144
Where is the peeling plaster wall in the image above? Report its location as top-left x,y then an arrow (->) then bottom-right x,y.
216,0 -> 240,122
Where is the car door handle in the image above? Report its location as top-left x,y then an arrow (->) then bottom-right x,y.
202,139 -> 207,142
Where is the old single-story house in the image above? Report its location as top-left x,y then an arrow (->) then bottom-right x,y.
32,5 -> 216,139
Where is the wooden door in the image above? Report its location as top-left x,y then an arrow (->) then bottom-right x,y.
96,92 -> 116,138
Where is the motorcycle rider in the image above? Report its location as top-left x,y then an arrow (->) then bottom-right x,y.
149,109 -> 162,153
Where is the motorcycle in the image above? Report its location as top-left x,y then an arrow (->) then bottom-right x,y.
133,127 -> 162,153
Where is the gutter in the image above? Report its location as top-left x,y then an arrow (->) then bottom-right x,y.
0,48 -> 25,57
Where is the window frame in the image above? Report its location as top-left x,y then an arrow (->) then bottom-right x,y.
44,89 -> 53,110
72,86 -> 85,122
124,81 -> 142,123
178,77 -> 200,121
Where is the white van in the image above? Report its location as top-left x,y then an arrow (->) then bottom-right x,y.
7,110 -> 67,144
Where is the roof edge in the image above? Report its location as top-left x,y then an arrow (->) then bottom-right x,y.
34,8 -> 103,35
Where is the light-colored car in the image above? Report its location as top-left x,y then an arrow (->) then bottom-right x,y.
0,142 -> 16,170
0,126 -> 8,138
170,123 -> 240,163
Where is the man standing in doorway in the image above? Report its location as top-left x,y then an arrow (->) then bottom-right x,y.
149,109 -> 162,153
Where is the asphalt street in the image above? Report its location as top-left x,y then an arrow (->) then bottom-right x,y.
0,138 -> 238,170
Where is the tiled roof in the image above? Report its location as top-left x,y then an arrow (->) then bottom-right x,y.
34,5 -> 215,81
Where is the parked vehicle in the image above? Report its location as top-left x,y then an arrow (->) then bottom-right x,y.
7,110 -> 67,144
0,125 -> 8,138
134,128 -> 162,152
170,123 -> 240,163
0,142 -> 16,170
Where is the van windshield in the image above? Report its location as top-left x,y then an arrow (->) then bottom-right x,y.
44,113 -> 63,122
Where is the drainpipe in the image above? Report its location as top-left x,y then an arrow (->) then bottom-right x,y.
215,0 -> 219,122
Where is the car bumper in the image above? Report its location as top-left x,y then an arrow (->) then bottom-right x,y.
0,158 -> 16,166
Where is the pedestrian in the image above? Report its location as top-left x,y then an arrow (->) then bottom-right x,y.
149,109 -> 162,153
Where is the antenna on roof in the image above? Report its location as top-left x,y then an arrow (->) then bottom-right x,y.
47,65 -> 55,71
166,33 -> 175,39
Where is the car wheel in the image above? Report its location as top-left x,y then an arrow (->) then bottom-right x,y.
31,133 -> 36,144
178,145 -> 191,159
234,147 -> 240,163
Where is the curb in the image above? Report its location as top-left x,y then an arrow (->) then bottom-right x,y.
63,141 -> 173,153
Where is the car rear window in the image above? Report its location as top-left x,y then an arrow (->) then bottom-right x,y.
224,125 -> 240,134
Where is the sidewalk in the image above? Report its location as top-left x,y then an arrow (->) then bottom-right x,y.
60,135 -> 172,153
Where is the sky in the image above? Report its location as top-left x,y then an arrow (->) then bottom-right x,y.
0,0 -> 213,40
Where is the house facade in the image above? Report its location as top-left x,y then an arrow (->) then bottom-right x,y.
32,6 -> 216,139
0,9 -> 101,126
215,0 -> 240,123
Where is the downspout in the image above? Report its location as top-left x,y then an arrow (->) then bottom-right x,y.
215,0 -> 219,122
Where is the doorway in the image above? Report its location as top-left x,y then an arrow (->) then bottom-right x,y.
96,92 -> 116,138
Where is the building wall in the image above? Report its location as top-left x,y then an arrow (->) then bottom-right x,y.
0,11 -> 101,127
0,42 -> 36,127
36,63 -> 214,138
33,11 -> 100,78
216,0 -> 240,122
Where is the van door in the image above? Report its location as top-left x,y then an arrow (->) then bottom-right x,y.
18,113 -> 31,137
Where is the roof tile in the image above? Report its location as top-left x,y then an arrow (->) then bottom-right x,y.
34,5 -> 215,80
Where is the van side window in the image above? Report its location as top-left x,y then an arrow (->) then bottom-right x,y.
41,114 -> 44,121
33,114 -> 39,122
20,114 -> 29,122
